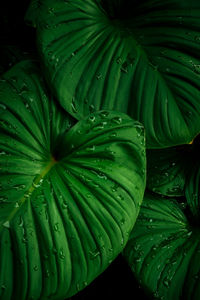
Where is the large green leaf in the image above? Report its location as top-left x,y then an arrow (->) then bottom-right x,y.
26,0 -> 200,148
0,60 -> 146,299
123,192 -> 200,300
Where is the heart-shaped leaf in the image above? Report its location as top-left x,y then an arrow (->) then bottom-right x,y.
26,0 -> 200,148
123,192 -> 200,300
0,60 -> 146,299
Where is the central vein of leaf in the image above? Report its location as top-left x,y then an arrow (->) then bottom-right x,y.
1,157 -> 57,231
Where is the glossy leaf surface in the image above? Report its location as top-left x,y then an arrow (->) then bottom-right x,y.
26,0 -> 200,148
0,60 -> 146,299
123,192 -> 200,300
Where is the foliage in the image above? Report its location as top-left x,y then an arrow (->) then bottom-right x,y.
1,0 -> 200,299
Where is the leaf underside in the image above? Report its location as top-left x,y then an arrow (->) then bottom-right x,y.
26,0 -> 200,148
0,60 -> 146,299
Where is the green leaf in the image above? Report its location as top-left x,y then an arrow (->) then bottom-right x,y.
123,192 -> 200,300
0,60 -> 146,299
185,164 -> 200,221
146,145 -> 191,197
26,0 -> 200,148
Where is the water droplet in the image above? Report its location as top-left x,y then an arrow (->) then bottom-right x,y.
92,122 -> 107,131
15,202 -> 19,208
86,145 -> 96,152
22,237 -> 28,243
45,269 -> 50,278
187,231 -> 192,237
82,281 -> 88,287
120,62 -> 128,73
1,284 -> 6,290
110,132 -> 117,138
88,115 -> 96,123
116,57 -> 122,64
59,249 -> 65,259
3,220 -> 10,228
117,194 -> 124,201
54,223 -> 59,232
99,111 -> 109,118
111,117 -> 122,125
89,104 -> 95,113
187,111 -> 193,117
44,23 -> 51,29
0,103 -> 6,110
26,190 -> 34,201
13,184 -> 26,191
120,218 -> 125,225
71,97 -> 77,113
97,172 -> 107,180
62,201 -> 68,209
96,73 -> 102,80
48,7 -> 55,14
0,196 -> 8,203
89,249 -> 100,260
163,277 -> 170,288
32,181 -> 40,188
34,265 -> 38,271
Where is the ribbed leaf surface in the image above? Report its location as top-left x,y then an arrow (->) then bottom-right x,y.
26,0 -> 200,148
123,192 -> 200,300
0,60 -> 146,299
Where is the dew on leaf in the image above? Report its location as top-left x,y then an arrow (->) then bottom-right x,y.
116,57 -> 122,64
71,97 -> 77,113
89,249 -> 100,260
110,132 -> 117,138
111,116 -> 122,125
0,103 -> 6,110
33,265 -> 38,271
96,73 -> 102,80
99,111 -> 109,118
3,220 -> 10,228
86,145 -> 96,152
13,184 -> 26,191
92,122 -> 107,131
117,194 -> 124,201
59,249 -> 65,260
163,277 -> 170,288
62,201 -> 68,209
88,115 -> 96,123
0,151 -> 6,156
48,7 -> 55,14
120,62 -> 128,73
54,222 -> 59,232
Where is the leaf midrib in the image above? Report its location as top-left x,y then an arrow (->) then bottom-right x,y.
0,157 -> 57,232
